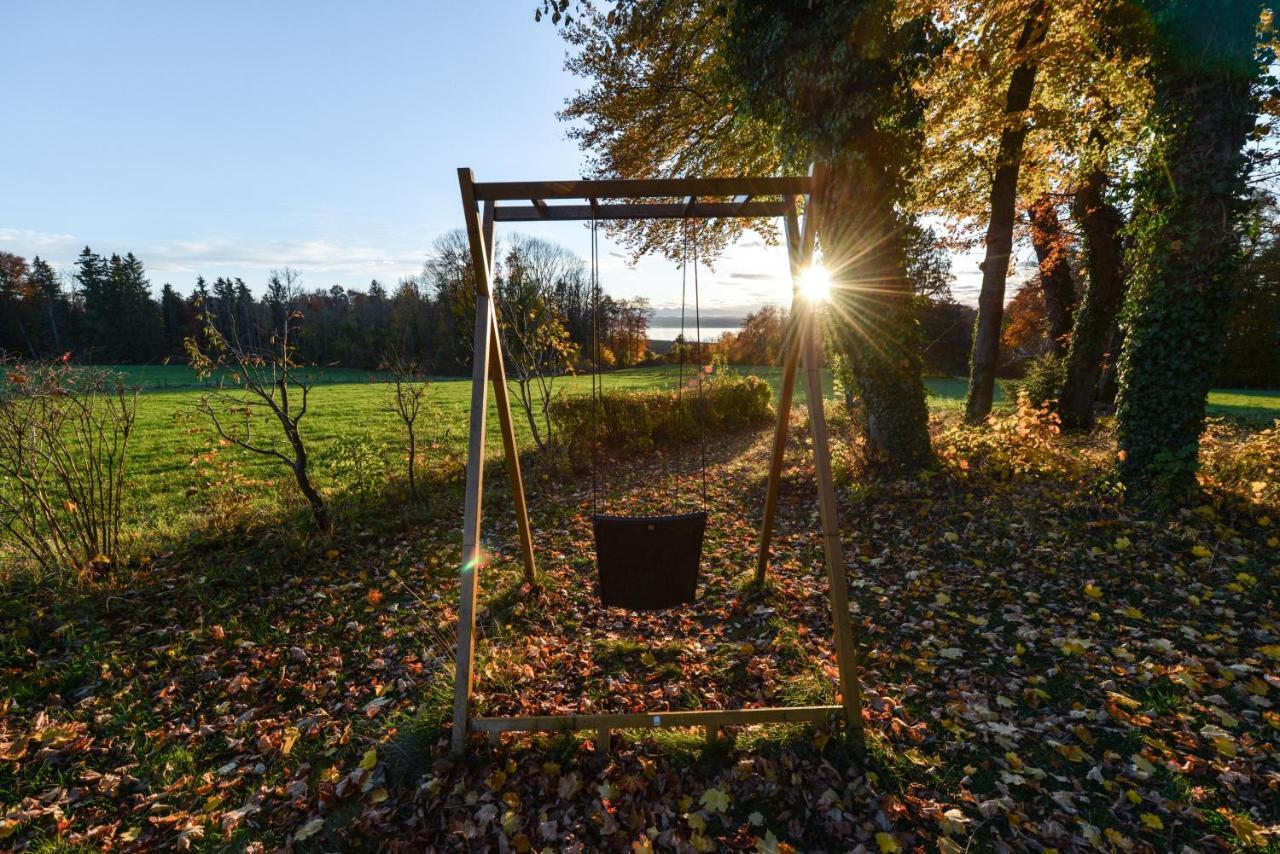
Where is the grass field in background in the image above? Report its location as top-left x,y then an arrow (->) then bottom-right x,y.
89,364 -> 1280,540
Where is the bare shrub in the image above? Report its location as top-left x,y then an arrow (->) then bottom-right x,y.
185,270 -> 328,530
0,358 -> 138,578
380,349 -> 433,499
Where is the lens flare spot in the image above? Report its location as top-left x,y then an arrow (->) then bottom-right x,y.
800,264 -> 832,303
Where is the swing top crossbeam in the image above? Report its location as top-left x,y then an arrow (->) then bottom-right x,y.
473,175 -> 811,222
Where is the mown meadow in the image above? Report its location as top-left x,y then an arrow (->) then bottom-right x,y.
54,363 -> 1280,549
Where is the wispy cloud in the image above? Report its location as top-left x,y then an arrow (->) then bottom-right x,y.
143,237 -> 424,279
0,228 -> 428,289
0,227 -> 81,257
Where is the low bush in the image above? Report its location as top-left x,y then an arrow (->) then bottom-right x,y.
1198,418 -> 1280,509
999,352 -> 1065,408
550,371 -> 773,457
934,390 -> 1081,481
0,359 -> 138,580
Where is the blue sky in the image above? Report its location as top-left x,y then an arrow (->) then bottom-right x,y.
0,1 -> 988,312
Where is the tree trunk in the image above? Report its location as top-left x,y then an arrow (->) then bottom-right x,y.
1058,168 -> 1126,429
965,3 -> 1049,424
1094,324 -> 1123,405
1027,195 -> 1075,353
286,427 -> 328,530
407,429 -> 418,499
515,377 -> 547,453
1115,2 -> 1261,502
294,462 -> 328,530
46,300 -> 62,353
818,158 -> 933,473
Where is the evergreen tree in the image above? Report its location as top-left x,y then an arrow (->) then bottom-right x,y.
75,247 -> 112,360
28,257 -> 66,355
112,252 -> 163,362
160,284 -> 189,359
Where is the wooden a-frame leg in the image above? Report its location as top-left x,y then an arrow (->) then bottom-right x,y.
452,288 -> 494,755
800,301 -> 864,737
488,320 -> 537,584
452,169 -> 504,756
755,327 -> 801,585
756,198 -> 807,585
481,201 -> 537,585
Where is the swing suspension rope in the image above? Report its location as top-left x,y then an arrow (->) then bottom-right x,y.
589,210 -> 708,514
590,212 -> 601,516
678,219 -> 708,509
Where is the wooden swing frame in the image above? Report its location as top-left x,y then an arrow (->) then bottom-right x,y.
451,166 -> 863,754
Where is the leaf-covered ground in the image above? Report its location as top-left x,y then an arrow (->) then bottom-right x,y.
1,409 -> 1277,851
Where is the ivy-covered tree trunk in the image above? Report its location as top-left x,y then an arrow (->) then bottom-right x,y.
1114,0 -> 1265,501
1058,167 -> 1126,428
965,2 -> 1050,424
819,158 -> 934,472
1028,195 -> 1076,354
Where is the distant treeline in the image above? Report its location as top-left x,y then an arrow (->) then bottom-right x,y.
4,227 -> 1273,385
0,233 -> 656,374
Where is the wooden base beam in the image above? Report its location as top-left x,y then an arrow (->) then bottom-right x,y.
470,705 -> 841,734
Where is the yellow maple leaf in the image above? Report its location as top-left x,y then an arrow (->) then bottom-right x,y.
1139,813 -> 1163,831
1131,754 -> 1157,776
939,808 -> 970,836
700,787 -> 731,813
1104,827 -> 1133,850
1190,544 -> 1212,559
690,831 -> 716,852
1084,583 -> 1103,599
937,837 -> 964,854
359,748 -> 377,771
1056,743 -> 1086,762
1221,810 -> 1268,846
875,832 -> 902,853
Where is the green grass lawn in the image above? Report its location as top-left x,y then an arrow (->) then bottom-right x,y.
97,364 -> 1280,541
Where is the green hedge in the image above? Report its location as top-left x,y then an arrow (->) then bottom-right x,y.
550,373 -> 773,456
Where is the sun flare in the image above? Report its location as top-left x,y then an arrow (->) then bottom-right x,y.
799,263 -> 833,303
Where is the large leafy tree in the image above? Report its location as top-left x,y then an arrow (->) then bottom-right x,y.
557,0 -> 780,263
721,0 -> 940,470
550,0 -> 939,471
961,2 -> 1050,423
908,0 -> 1150,423
1114,1 -> 1275,501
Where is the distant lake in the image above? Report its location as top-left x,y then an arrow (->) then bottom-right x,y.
647,324 -> 740,342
